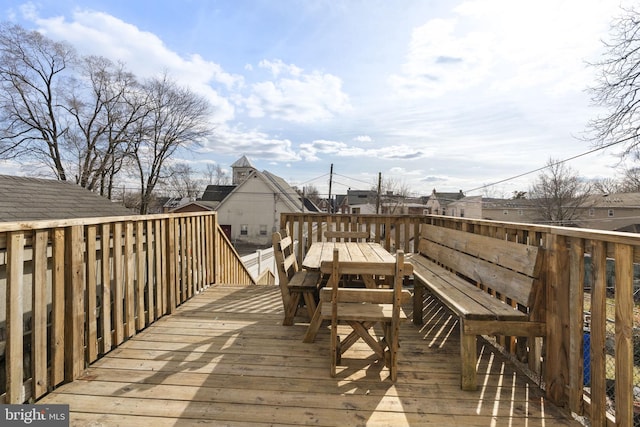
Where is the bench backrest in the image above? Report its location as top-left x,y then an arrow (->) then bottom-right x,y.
272,229 -> 299,286
418,224 -> 543,308
324,230 -> 370,242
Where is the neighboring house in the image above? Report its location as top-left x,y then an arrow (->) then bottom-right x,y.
335,190 -> 378,214
0,174 -> 134,222
173,155 -> 319,245
575,193 -> 640,232
448,192 -> 640,233
448,196 -> 540,223
423,189 -> 465,216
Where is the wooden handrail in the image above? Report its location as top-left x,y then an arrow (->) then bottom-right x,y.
0,211 -> 254,404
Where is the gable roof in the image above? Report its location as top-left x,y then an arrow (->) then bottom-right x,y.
210,169 -> 318,213
0,175 -> 134,222
231,155 -> 254,168
201,185 -> 236,202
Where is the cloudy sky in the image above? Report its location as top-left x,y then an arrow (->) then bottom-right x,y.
0,0 -> 630,197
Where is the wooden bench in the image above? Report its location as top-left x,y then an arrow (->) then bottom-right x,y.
410,224 -> 546,391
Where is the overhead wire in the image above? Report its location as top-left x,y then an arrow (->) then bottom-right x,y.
463,134 -> 637,194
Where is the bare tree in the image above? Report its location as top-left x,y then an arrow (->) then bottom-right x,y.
166,163 -> 203,198
0,24 -> 76,179
591,176 -> 621,194
130,74 -> 213,214
619,167 -> 640,192
64,56 -> 145,192
204,163 -> 230,185
589,6 -> 640,159
373,176 -> 410,214
529,158 -> 592,226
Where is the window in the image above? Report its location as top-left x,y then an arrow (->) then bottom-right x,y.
259,224 -> 267,236
589,208 -> 595,217
240,224 -> 248,236
518,210 -> 524,216
352,207 -> 361,214
503,210 -> 509,215
608,209 -> 614,217
460,209 -> 465,218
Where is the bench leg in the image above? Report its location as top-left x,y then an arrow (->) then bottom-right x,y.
283,292 -> 302,326
460,322 -> 477,391
303,301 -> 324,343
413,279 -> 424,325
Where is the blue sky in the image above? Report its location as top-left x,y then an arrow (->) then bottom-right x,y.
0,0 -> 629,197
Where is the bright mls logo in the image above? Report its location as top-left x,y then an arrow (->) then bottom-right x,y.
1,405 -> 69,426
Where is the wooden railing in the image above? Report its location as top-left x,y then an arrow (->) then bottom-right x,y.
0,211 -> 253,404
282,212 -> 640,427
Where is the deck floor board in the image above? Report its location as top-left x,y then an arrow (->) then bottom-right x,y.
38,285 -> 581,426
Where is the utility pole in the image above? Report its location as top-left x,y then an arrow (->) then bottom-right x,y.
376,172 -> 382,214
328,163 -> 333,214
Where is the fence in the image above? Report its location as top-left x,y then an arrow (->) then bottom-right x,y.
0,211 -> 253,404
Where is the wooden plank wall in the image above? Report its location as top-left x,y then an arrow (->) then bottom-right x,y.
0,212 -> 254,405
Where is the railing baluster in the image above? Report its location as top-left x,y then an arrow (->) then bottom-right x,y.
32,229 -> 48,399
64,225 -> 84,382
85,226 -> 98,363
7,231 -> 25,403
591,240 -> 608,425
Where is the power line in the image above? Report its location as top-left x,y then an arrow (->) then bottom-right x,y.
464,135 -> 637,194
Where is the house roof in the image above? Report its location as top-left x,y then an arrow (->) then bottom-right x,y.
172,200 -> 220,212
0,175 -> 134,222
201,185 -> 236,202
231,155 -> 254,168
587,192 -> 640,208
208,169 -> 319,213
347,190 -> 377,205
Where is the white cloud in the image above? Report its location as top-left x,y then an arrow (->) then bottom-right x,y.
389,18 -> 493,98
243,60 -> 351,123
390,0 -> 620,100
259,59 -> 302,77
24,7 -> 242,123
353,135 -> 372,143
299,139 -> 432,162
202,125 -> 301,162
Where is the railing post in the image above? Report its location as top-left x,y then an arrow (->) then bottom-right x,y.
614,243 -> 634,426
545,233 -> 570,406
64,225 -> 85,382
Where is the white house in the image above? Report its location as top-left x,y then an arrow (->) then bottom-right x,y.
174,155 -> 318,246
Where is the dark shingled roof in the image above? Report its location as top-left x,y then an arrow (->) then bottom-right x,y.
0,175 -> 134,222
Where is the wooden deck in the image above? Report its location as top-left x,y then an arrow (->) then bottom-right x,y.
38,284 -> 581,426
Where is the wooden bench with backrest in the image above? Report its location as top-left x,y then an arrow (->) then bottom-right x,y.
409,224 -> 546,390
272,230 -> 321,326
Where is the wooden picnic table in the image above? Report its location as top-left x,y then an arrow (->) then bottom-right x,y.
302,241 -> 396,288
301,241 -> 410,343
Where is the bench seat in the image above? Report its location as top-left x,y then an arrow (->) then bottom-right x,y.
409,224 -> 546,391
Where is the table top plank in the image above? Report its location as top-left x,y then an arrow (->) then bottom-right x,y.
302,242 -> 395,271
